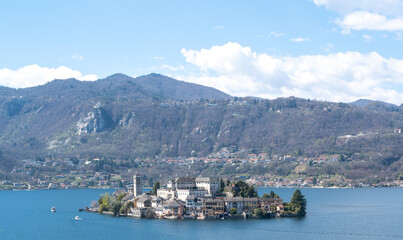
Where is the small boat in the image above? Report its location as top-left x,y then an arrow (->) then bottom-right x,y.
182,214 -> 196,219
164,215 -> 178,220
74,216 -> 81,220
51,207 -> 56,212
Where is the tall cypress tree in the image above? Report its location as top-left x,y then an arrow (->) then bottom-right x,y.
152,181 -> 160,195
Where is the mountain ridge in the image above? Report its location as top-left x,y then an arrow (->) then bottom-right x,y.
2,74 -> 401,106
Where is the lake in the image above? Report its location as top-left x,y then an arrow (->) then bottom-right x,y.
0,187 -> 402,240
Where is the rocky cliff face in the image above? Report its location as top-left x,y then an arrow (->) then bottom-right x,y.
4,97 -> 27,117
118,112 -> 135,128
76,106 -> 114,135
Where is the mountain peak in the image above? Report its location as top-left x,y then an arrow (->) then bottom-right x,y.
104,73 -> 134,81
350,99 -> 396,108
131,73 -> 230,100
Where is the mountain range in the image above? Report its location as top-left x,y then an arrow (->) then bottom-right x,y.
0,73 -> 402,179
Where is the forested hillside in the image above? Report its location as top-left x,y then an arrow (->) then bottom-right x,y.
0,74 -> 402,181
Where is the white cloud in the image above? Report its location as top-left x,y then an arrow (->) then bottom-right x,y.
0,65 -> 97,88
162,64 -> 185,71
313,0 -> 403,15
213,25 -> 224,29
313,0 -> 403,32
270,31 -> 285,37
338,11 -> 403,33
321,43 -> 334,52
181,42 -> 403,105
290,37 -> 310,42
71,54 -> 84,61
362,34 -> 373,42
153,56 -> 165,60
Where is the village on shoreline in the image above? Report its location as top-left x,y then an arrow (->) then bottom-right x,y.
83,174 -> 307,220
3,145 -> 403,191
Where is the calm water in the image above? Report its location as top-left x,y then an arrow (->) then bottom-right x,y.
0,188 -> 402,240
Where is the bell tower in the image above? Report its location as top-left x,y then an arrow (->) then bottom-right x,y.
133,173 -> 142,197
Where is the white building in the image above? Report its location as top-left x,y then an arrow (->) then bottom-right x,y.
157,188 -> 175,199
151,196 -> 164,208
167,177 -> 196,191
136,196 -> 151,208
185,195 -> 203,215
177,189 -> 208,201
195,177 -> 219,195
158,176 -> 220,201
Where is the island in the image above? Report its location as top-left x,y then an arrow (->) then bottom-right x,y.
83,174 -> 306,219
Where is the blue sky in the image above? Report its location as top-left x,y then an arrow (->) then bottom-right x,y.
1,0 -> 403,104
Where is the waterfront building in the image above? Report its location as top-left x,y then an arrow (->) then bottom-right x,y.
277,204 -> 285,213
203,199 -> 225,217
163,200 -> 185,215
154,206 -> 164,217
225,197 -> 244,214
243,198 -> 259,213
131,207 -> 147,218
185,195 -> 203,215
260,198 -> 283,212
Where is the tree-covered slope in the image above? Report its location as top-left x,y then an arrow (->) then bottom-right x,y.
0,74 -> 402,177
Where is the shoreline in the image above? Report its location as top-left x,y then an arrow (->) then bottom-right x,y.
1,185 -> 403,192
81,207 -> 305,220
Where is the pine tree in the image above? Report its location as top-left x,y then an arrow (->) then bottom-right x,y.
290,189 -> 306,215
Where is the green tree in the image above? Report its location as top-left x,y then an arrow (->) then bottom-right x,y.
262,193 -> 270,198
98,203 -> 109,213
111,201 -> 122,216
98,193 -> 113,211
246,186 -> 257,197
339,154 -> 346,162
263,191 -> 279,198
70,157 -> 79,165
219,178 -> 225,193
269,190 -> 279,198
232,180 -> 257,197
253,208 -> 264,218
116,193 -> 127,202
230,208 -> 237,215
290,189 -> 306,215
152,181 -> 160,195
127,201 -> 134,208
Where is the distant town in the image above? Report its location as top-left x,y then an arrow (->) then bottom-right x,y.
2,144 -> 403,190
84,174 -> 306,219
